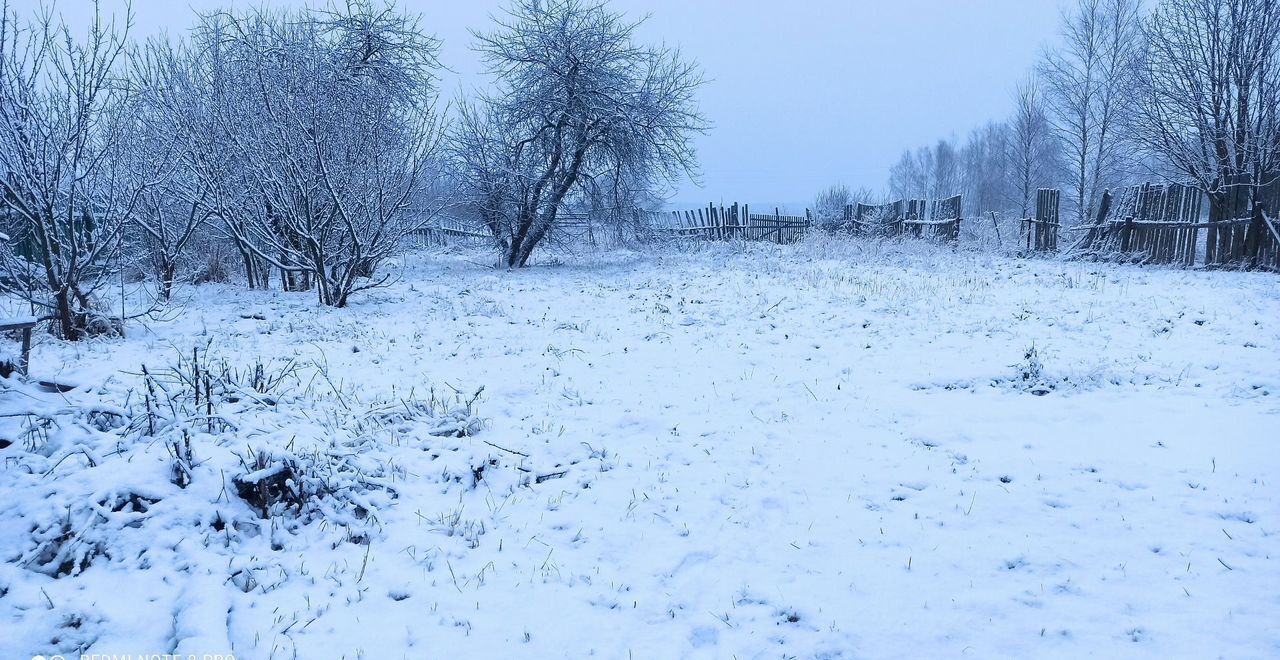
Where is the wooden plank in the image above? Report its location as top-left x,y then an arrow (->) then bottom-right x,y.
0,317 -> 38,331
2,317 -> 37,376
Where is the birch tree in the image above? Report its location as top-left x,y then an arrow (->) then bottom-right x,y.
888,140 -> 961,201
1008,76 -> 1060,217
1040,0 -> 1144,225
889,148 -> 930,200
961,123 -> 1011,215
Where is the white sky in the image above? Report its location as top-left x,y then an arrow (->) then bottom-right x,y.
16,0 -> 1064,209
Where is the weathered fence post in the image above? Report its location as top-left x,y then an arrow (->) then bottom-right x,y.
1245,202 -> 1265,269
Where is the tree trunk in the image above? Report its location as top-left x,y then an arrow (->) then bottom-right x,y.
239,247 -> 258,289
53,287 -> 81,341
161,261 -> 176,301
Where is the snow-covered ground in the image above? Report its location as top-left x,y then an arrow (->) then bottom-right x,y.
2,237 -> 1278,659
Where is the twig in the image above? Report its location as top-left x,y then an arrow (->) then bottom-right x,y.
535,470 -> 568,484
483,440 -> 528,457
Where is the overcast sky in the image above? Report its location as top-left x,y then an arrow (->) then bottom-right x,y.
15,0 -> 1064,209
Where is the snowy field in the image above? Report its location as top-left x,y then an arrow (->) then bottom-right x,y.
2,237 -> 1278,659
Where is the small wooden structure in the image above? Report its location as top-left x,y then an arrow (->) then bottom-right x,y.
924,195 -> 963,242
744,207 -> 811,244
1022,189 -> 1061,252
1113,183 -> 1205,266
0,316 -> 37,377
850,199 -> 906,236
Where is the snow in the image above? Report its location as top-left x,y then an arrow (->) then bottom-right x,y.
2,237 -> 1278,659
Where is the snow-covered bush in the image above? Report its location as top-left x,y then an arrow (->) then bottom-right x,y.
4,345 -> 489,586
1015,344 -> 1049,394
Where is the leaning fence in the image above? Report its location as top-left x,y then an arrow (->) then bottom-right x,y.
847,195 -> 963,242
1071,176 -> 1280,271
644,203 -> 812,244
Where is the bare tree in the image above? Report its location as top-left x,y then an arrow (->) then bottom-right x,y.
1095,0 -> 1144,190
454,0 -> 707,267
888,139 -> 960,201
125,35 -> 223,301
207,2 -> 445,307
1040,0 -> 1144,225
571,166 -> 666,245
961,123 -> 1011,215
0,1 -> 143,339
177,14 -> 275,291
1133,0 -> 1280,205
930,139 -> 961,200
888,149 -> 928,200
1008,76 -> 1060,217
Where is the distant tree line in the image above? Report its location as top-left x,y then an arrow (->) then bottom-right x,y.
841,0 -> 1280,231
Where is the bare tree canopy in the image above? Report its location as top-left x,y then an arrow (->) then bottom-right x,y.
454,0 -> 707,267
1133,0 -> 1280,201
0,1 -> 141,339
1039,0 -> 1144,225
888,139 -> 963,202
202,2 -> 446,306
1008,76 -> 1060,218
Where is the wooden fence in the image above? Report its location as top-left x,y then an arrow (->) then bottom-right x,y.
1072,183 -> 1204,266
1022,189 -> 1061,252
1116,183 -> 1204,266
409,213 -> 607,249
1073,177 -> 1279,270
408,217 -> 491,249
1205,174 -> 1280,270
847,194 -> 962,241
647,203 -> 812,244
545,213 -> 598,245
